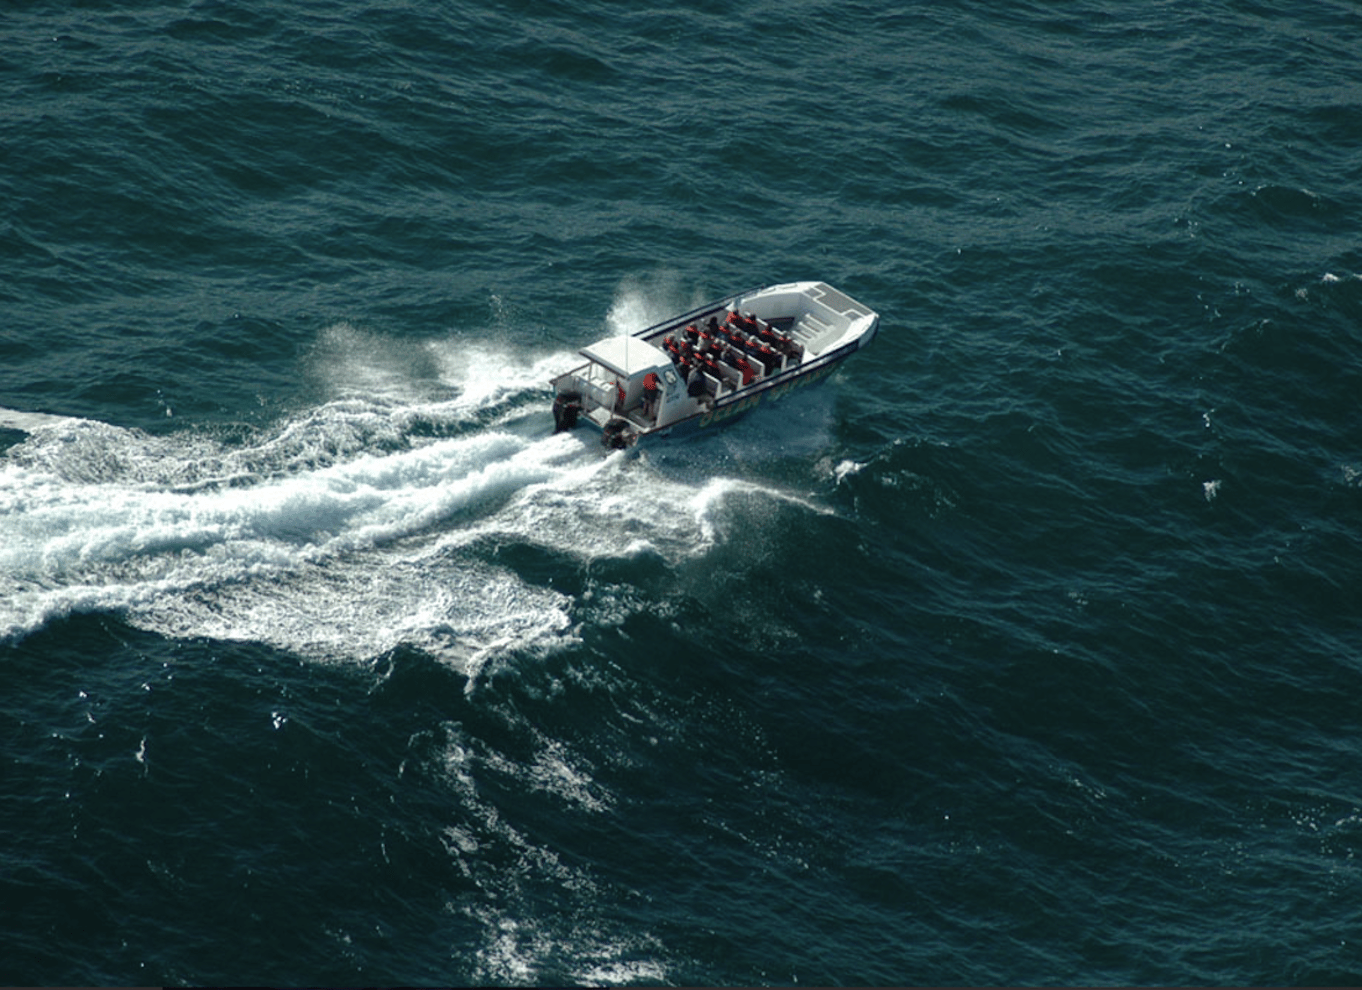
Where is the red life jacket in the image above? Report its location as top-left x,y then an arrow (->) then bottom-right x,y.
643,372 -> 660,391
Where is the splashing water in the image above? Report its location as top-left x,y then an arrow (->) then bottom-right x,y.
1,297 -> 841,678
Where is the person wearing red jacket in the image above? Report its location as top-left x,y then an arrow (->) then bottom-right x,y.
642,371 -> 661,419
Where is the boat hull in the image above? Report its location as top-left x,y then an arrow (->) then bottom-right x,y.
550,281 -> 879,448
633,339 -> 860,445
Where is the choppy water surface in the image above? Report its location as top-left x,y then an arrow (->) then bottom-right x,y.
3,0 -> 1362,984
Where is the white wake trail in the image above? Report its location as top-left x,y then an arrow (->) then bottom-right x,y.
0,402 -> 595,667
1,304 -> 833,671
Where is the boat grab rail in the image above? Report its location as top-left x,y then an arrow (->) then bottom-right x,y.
628,283 -> 768,339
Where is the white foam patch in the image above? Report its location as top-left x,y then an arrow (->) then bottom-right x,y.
306,322 -> 578,423
429,341 -> 580,417
468,912 -> 668,988
491,454 -> 716,562
431,722 -> 668,986
0,408 -> 89,434
830,458 -> 865,484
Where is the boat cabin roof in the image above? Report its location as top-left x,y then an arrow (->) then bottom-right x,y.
580,335 -> 671,378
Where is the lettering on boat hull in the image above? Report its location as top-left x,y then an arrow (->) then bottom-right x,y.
698,359 -> 841,429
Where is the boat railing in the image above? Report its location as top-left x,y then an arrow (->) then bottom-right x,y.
630,285 -> 766,340
557,370 -> 617,418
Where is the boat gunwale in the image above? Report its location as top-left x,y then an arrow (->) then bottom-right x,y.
623,336 -> 866,441
624,283 -> 770,343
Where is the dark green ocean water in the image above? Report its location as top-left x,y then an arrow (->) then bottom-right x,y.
4,1 -> 1362,985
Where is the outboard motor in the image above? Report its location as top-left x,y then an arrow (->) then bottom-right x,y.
552,391 -> 582,432
601,417 -> 634,449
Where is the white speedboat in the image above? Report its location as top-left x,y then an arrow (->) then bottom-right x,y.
550,281 -> 879,448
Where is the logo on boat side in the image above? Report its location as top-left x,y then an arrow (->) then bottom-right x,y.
698,361 -> 838,428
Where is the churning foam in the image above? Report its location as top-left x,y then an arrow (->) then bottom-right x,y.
0,403 -> 590,669
0,411 -> 784,673
1,307 -> 834,672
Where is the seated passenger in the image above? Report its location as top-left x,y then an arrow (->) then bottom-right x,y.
733,354 -> 756,385
756,344 -> 779,374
